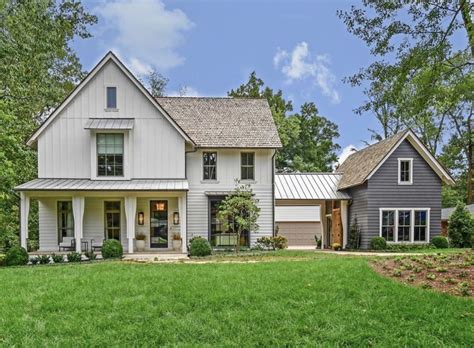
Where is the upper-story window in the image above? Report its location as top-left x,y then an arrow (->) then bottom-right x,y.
398,158 -> 413,185
241,152 -> 255,180
203,152 -> 217,180
97,133 -> 123,176
106,86 -> 117,109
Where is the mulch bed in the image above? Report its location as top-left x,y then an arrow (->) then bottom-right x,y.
371,251 -> 473,297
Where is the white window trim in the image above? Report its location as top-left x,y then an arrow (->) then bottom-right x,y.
398,158 -> 413,185
90,130 -> 130,180
105,85 -> 118,111
379,208 -> 430,243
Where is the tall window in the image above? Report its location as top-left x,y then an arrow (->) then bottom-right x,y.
203,152 -> 217,180
381,210 -> 395,242
241,152 -> 255,180
209,197 -> 249,248
414,210 -> 428,242
58,201 -> 74,243
104,201 -> 121,240
97,133 -> 124,176
398,158 -> 412,184
106,86 -> 117,109
398,210 -> 411,242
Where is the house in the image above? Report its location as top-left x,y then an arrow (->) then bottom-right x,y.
441,204 -> 474,236
15,51 -> 281,253
275,131 -> 454,249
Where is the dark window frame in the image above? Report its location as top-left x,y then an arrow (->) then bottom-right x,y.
240,152 -> 255,181
97,133 -> 124,177
57,201 -> 74,243
202,152 -> 217,180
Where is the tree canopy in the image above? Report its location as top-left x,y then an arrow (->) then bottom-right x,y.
229,72 -> 340,172
339,0 -> 473,205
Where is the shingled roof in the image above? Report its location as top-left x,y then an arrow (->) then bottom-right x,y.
335,131 -> 408,190
156,97 -> 282,148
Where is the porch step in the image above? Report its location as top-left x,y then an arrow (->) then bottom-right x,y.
123,253 -> 189,261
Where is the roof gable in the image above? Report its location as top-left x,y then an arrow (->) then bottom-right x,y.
156,97 -> 282,148
336,130 -> 454,189
27,51 -> 193,146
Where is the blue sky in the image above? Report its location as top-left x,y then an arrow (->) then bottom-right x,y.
73,0 -> 380,162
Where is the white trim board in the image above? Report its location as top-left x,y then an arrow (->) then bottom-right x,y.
27,51 -> 195,147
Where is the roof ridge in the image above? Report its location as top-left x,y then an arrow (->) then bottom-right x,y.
155,96 -> 268,100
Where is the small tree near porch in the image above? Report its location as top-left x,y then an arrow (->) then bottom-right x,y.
217,182 -> 260,254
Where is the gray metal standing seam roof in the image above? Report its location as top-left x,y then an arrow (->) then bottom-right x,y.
275,173 -> 351,200
15,178 -> 189,191
84,118 -> 134,130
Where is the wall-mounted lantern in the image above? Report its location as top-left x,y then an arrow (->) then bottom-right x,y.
137,212 -> 145,225
173,212 -> 180,225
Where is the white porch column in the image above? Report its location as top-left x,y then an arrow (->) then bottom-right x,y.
72,196 -> 85,252
124,196 -> 137,254
20,192 -> 30,249
178,193 -> 187,253
341,200 -> 349,249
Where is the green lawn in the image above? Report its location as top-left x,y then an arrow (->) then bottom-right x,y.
0,254 -> 472,346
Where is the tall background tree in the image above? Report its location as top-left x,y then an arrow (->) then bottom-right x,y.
338,0 -> 473,206
0,0 -> 97,249
229,72 -> 340,172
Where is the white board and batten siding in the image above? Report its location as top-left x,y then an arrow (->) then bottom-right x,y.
186,149 -> 275,244
37,60 -> 185,180
275,205 -> 320,222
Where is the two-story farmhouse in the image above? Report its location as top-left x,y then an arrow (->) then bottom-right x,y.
15,52 -> 280,253
16,52 -> 454,252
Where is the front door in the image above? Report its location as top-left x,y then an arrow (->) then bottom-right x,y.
150,200 -> 168,248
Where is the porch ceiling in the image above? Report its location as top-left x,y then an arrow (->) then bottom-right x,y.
15,178 -> 189,191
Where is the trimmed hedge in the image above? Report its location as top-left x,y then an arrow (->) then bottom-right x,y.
370,237 -> 387,250
431,236 -> 449,249
101,239 -> 123,259
5,246 -> 29,266
189,237 -> 212,257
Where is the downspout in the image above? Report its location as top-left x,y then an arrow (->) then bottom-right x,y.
272,149 -> 277,237
185,145 -> 198,252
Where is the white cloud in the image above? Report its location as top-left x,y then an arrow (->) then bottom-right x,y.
336,144 -> 358,167
95,0 -> 194,73
273,42 -> 340,104
168,86 -> 201,97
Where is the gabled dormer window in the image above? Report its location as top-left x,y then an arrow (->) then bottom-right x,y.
106,86 -> 117,109
398,158 -> 413,185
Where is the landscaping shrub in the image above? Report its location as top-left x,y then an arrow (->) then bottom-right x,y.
67,252 -> 82,262
370,237 -> 387,250
0,254 -> 5,266
101,239 -> 123,259
5,246 -> 29,266
387,243 -> 434,251
38,255 -> 51,264
189,236 -> 212,257
85,251 -> 97,261
27,239 -> 39,252
448,203 -> 474,247
255,236 -> 288,250
346,217 -> 361,249
51,254 -> 64,263
431,236 -> 449,249
30,257 -> 39,265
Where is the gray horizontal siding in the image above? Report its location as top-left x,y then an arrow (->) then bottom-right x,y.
361,140 -> 442,248
346,183 -> 368,248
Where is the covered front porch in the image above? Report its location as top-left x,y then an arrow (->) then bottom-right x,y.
16,179 -> 188,254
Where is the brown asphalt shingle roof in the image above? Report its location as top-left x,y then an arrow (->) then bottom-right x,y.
156,97 -> 282,148
335,130 -> 408,190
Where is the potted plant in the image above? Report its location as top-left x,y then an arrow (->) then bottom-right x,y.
172,233 -> 182,251
135,234 -> 146,251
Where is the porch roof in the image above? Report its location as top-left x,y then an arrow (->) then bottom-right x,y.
275,173 -> 351,200
15,178 -> 189,191
84,118 -> 134,130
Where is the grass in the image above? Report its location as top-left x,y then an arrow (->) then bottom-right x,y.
0,253 -> 473,346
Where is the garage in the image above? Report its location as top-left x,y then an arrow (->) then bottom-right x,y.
275,205 -> 321,246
